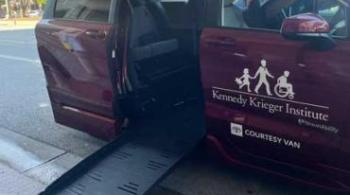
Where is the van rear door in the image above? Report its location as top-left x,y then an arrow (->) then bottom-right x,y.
200,0 -> 350,189
36,0 -> 120,140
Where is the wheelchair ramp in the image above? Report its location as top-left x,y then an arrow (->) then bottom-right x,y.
40,105 -> 205,195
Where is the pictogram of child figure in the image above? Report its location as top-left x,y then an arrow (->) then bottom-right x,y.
235,68 -> 254,92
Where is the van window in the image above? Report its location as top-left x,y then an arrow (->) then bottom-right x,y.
221,0 -> 313,30
317,0 -> 348,37
55,0 -> 112,23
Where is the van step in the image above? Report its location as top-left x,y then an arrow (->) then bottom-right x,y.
40,105 -> 205,195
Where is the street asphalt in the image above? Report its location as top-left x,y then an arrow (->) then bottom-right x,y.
0,29 -> 342,195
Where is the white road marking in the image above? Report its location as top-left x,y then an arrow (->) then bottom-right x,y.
212,86 -> 330,110
0,27 -> 35,32
39,103 -> 50,108
0,40 -> 36,45
0,54 -> 40,64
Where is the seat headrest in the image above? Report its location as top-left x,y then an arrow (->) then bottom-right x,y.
144,0 -> 170,32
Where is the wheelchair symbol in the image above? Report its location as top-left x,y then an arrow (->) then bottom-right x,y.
274,71 -> 295,100
274,84 -> 294,99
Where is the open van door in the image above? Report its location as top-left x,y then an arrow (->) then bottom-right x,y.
39,1 -> 206,194
36,0 -> 121,140
201,0 -> 350,191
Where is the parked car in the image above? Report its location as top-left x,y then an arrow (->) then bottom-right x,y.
36,0 -> 350,194
28,10 -> 41,17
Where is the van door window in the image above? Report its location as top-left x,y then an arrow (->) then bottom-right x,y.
222,0 -> 313,30
55,0 -> 112,23
317,0 -> 348,37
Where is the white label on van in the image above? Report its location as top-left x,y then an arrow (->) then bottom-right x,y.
230,124 -> 302,150
211,58 -> 337,134
235,59 -> 295,99
244,129 -> 302,149
231,123 -> 244,137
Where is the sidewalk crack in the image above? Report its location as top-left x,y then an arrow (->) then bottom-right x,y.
22,151 -> 68,173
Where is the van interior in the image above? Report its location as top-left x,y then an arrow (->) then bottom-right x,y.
115,0 -> 208,118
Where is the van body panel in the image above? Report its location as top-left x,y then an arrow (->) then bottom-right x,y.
200,27 -> 350,191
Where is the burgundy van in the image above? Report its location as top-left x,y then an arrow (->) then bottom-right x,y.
36,0 -> 350,194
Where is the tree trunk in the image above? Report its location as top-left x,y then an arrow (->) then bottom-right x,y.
5,0 -> 10,18
19,0 -> 24,17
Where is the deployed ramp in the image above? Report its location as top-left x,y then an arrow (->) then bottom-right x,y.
40,104 -> 205,195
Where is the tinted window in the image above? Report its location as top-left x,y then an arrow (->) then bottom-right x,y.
317,0 -> 348,37
222,0 -> 313,30
55,0 -> 111,23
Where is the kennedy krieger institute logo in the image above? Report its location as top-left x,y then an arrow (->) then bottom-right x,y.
212,59 -> 336,134
235,59 -> 295,99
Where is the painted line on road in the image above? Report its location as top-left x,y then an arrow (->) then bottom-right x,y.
0,54 -> 40,64
0,40 -> 36,45
0,27 -> 35,32
39,103 -> 50,108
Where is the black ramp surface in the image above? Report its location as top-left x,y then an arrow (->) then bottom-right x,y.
40,104 -> 205,195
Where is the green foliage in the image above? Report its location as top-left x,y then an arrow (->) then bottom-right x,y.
36,0 -> 47,5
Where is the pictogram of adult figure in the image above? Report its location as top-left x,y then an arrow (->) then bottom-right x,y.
254,59 -> 274,95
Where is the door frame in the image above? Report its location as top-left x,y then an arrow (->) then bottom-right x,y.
106,0 -> 124,117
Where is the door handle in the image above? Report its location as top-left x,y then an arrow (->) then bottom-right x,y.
85,30 -> 107,40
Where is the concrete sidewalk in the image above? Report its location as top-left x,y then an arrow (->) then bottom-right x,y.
0,164 -> 44,195
0,125 -> 182,195
0,126 -> 83,194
